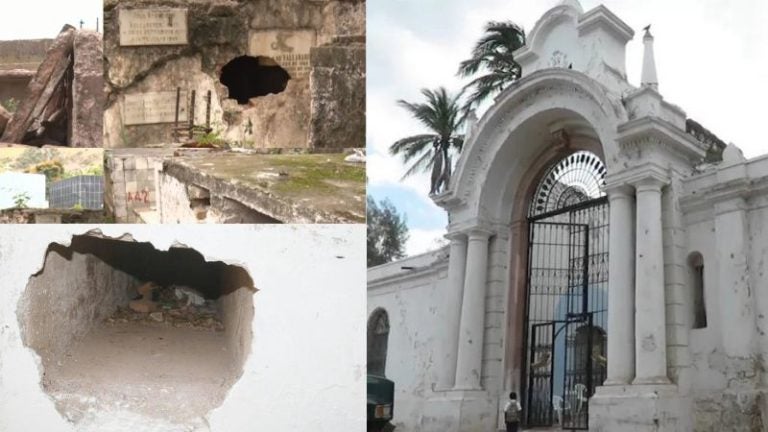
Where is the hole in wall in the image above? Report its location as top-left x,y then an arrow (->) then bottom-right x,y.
17,234 -> 256,424
220,55 -> 291,104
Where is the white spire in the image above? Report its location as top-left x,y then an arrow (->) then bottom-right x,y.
559,0 -> 583,12
641,25 -> 658,90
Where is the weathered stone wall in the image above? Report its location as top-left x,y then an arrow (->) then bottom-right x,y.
157,169 -> 281,224
104,149 -> 171,222
0,39 -> 54,111
0,39 -> 53,71
18,248 -> 136,366
103,0 -> 365,149
71,31 -> 105,148
0,70 -> 34,108
308,35 -> 365,148
0,209 -> 106,224
367,250 -> 454,431
678,153 -> 768,430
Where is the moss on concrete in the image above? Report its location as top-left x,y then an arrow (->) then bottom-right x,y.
167,152 -> 365,223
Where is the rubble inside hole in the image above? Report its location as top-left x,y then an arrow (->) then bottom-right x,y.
105,283 -> 225,331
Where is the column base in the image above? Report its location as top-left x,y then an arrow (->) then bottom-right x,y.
422,389 -> 496,432
602,377 -> 632,386
591,384 -> 689,432
632,375 -> 671,385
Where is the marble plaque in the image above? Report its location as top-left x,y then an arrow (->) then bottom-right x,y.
119,8 -> 188,46
249,30 -> 316,77
123,91 -> 187,125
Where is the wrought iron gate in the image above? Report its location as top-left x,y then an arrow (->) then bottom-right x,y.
522,152 -> 609,430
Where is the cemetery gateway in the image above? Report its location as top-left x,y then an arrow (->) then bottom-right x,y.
367,1 -> 768,431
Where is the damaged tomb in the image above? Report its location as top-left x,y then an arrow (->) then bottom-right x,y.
103,0 -> 364,149
18,233 -> 256,426
102,0 -> 366,224
105,148 -> 366,223
0,27 -> 104,147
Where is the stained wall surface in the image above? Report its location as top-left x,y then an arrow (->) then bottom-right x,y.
0,224 -> 365,431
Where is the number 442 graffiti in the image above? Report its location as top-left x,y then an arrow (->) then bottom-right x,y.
127,190 -> 150,204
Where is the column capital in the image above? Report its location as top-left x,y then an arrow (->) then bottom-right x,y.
466,228 -> 494,241
604,183 -> 634,199
606,162 -> 670,192
449,225 -> 495,241
445,231 -> 468,243
630,174 -> 668,192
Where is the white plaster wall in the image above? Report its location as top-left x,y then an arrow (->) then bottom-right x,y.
0,224 -> 365,432
749,196 -> 768,379
18,250 -> 137,365
367,254 -> 449,431
682,214 -> 723,392
678,154 -> 768,429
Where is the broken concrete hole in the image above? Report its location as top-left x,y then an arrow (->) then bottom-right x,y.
220,56 -> 290,104
18,234 -> 256,425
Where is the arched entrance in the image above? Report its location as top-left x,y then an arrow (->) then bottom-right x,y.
367,308 -> 390,376
522,151 -> 608,430
432,68 -> 628,432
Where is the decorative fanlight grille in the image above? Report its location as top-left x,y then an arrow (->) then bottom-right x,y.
529,151 -> 606,217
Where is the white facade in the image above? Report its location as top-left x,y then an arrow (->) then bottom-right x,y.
368,1 -> 768,430
0,225 -> 365,432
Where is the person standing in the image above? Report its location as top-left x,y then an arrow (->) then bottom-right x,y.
503,392 -> 522,432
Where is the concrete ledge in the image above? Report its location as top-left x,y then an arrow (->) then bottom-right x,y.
162,152 -> 365,223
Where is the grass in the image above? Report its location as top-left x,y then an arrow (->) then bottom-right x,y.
269,154 -> 366,194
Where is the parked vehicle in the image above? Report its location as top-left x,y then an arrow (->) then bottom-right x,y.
367,374 -> 394,432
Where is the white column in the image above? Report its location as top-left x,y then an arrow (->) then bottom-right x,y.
714,197 -> 754,358
603,185 -> 635,385
437,233 -> 467,389
632,177 -> 670,385
454,229 -> 491,390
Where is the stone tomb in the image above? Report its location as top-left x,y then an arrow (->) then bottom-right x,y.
118,8 -> 188,46
122,91 -> 188,126
249,29 -> 317,78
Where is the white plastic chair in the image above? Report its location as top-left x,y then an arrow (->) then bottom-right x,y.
552,395 -> 564,425
572,383 -> 588,415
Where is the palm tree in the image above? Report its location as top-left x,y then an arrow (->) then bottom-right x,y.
458,21 -> 526,111
389,87 -> 466,192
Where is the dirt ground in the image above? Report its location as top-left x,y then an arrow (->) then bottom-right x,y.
43,322 -> 237,425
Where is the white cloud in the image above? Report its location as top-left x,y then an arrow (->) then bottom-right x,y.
0,0 -> 103,40
406,228 -> 448,257
367,0 -> 768,238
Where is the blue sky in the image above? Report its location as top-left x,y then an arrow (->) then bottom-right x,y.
367,0 -> 768,256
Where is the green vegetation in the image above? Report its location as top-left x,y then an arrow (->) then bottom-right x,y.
1,97 -> 19,113
12,192 -> 30,209
458,21 -> 526,111
63,163 -> 103,178
390,87 -> 466,180
197,129 -> 226,147
270,154 -> 366,194
367,196 -> 409,267
26,160 -> 65,182
390,20 -> 526,190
